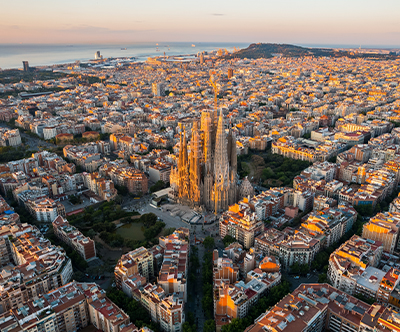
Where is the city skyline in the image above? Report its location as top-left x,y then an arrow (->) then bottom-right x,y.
1,0 -> 400,46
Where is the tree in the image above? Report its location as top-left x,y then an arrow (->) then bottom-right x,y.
203,319 -> 216,332
300,264 -> 310,276
328,155 -> 337,163
182,322 -> 195,332
150,180 -> 168,193
140,213 -> 158,228
318,273 -> 328,283
354,204 -> 373,216
115,184 -> 129,196
222,235 -> 236,247
291,262 -> 300,274
203,236 -> 215,251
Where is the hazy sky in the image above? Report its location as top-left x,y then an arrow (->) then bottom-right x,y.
1,0 -> 400,46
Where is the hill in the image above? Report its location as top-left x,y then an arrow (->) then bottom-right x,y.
225,43 -> 399,60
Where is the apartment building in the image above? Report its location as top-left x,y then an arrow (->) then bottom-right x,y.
83,172 -> 118,201
255,228 -> 287,257
214,280 -> 256,322
0,222 -> 73,313
328,235 -> 384,295
213,250 -> 240,284
106,165 -> 149,195
149,163 -> 171,184
0,280 -> 147,332
157,240 -> 188,303
219,199 -> 265,249
278,232 -> 320,270
244,283 -> 372,332
45,282 -> 90,332
299,204 -> 357,248
21,196 -> 66,222
53,215 -> 96,261
362,212 -> 400,253
115,247 -> 154,289
0,128 -> 22,147
377,268 -> 400,304
158,295 -> 185,332
86,290 -> 130,332
301,161 -> 337,182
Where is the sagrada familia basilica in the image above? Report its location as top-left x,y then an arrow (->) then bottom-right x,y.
170,109 -> 238,212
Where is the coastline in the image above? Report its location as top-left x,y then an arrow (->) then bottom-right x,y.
0,42 -> 247,70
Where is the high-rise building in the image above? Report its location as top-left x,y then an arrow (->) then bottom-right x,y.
152,82 -> 165,97
199,52 -> 204,64
170,110 -> 238,212
22,61 -> 29,72
227,68 -> 233,79
94,51 -> 102,60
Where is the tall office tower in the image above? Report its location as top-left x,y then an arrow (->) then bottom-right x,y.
152,82 -> 165,97
200,52 -> 204,65
23,61 -> 29,72
228,68 -> 233,79
95,51 -> 102,60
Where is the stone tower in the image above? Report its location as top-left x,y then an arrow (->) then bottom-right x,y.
228,127 -> 237,204
202,112 -> 214,210
178,130 -> 189,200
171,110 -> 239,212
213,110 -> 230,213
189,122 -> 202,205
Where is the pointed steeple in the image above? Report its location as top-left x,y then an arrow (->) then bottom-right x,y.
213,109 -> 230,212
214,109 -> 228,175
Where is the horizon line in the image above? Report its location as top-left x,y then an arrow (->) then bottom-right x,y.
0,42 -> 399,49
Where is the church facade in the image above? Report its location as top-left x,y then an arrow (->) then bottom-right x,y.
170,110 -> 238,212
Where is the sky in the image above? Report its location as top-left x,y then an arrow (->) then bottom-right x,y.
1,0 -> 400,46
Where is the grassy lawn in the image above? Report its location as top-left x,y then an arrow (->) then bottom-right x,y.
116,222 -> 146,241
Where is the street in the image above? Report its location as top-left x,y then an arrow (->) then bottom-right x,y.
0,122 -> 56,151
286,272 -> 319,291
187,234 -> 207,331
122,195 -> 220,234
61,194 -> 96,213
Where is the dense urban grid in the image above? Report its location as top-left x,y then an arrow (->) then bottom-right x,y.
1,47 -> 400,332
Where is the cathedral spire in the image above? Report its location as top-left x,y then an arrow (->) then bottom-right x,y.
214,110 -> 230,213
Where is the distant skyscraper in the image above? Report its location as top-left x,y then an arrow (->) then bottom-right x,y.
23,61 -> 29,72
228,68 -> 233,79
200,52 -> 204,65
170,110 -> 238,212
152,82 -> 165,97
95,51 -> 102,60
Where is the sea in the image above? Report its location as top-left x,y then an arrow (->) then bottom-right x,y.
0,42 -> 249,70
